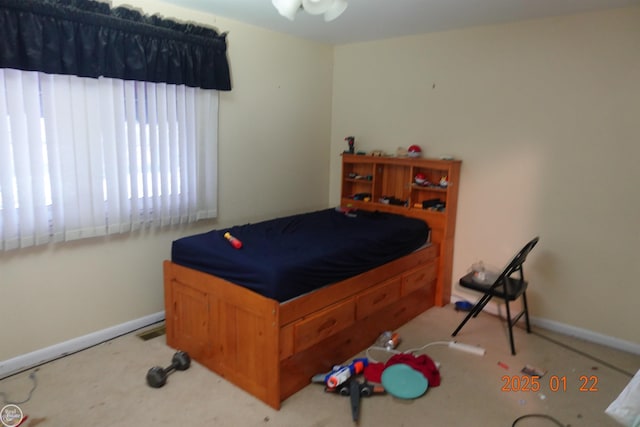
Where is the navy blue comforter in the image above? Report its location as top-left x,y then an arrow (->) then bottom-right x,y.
171,208 -> 430,302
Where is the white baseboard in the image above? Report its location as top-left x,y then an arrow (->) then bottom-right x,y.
451,293 -> 640,355
530,317 -> 640,356
0,311 -> 165,380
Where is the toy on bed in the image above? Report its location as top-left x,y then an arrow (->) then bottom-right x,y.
223,232 -> 242,249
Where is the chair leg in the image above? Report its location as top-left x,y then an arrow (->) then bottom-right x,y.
521,292 -> 531,333
471,293 -> 493,318
504,299 -> 516,356
452,294 -> 493,337
452,308 -> 475,337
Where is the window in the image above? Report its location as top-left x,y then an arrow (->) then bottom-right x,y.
0,69 -> 218,250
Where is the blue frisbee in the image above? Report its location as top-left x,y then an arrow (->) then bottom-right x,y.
381,364 -> 429,399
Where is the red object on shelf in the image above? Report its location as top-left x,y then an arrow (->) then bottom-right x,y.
408,145 -> 422,157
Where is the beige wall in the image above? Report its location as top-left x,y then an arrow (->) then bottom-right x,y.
2,3 -> 639,362
0,1 -> 334,360
330,7 -> 640,344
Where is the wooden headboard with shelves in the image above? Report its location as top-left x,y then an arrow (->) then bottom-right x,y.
340,154 -> 461,305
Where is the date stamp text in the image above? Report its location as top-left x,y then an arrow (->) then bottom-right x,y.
501,375 -> 599,393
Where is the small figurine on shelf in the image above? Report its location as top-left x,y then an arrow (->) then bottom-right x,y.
344,136 -> 355,154
439,176 -> 449,187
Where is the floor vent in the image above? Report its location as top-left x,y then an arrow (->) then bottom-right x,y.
137,324 -> 166,341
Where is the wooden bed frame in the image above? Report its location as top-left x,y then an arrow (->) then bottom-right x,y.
163,217 -> 442,409
163,243 -> 438,409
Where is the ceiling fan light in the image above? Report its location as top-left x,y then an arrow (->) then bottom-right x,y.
272,0 -> 302,21
302,0 -> 333,15
324,0 -> 347,21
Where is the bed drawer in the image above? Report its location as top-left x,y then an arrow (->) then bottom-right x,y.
401,262 -> 437,295
356,277 -> 401,319
293,299 -> 355,352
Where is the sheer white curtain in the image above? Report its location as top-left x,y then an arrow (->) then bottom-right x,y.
0,69 -> 218,250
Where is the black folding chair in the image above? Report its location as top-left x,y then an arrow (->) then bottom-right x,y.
452,237 -> 539,355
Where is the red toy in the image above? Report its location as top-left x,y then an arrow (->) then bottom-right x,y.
408,144 -> 422,157
224,232 -> 242,249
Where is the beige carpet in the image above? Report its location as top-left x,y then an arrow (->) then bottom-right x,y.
1,305 -> 638,426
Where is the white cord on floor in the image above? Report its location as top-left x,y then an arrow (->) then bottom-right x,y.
365,341 -> 452,363
0,368 -> 39,405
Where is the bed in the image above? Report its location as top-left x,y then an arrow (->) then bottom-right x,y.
163,208 -> 440,409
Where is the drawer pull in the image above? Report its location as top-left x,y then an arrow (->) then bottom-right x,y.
415,273 -> 425,281
373,293 -> 387,305
318,318 -> 337,333
394,307 -> 407,318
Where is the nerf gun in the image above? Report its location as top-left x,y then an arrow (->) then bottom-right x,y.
327,379 -> 385,422
312,358 -> 368,389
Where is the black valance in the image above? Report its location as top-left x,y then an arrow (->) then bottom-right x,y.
0,0 -> 231,90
